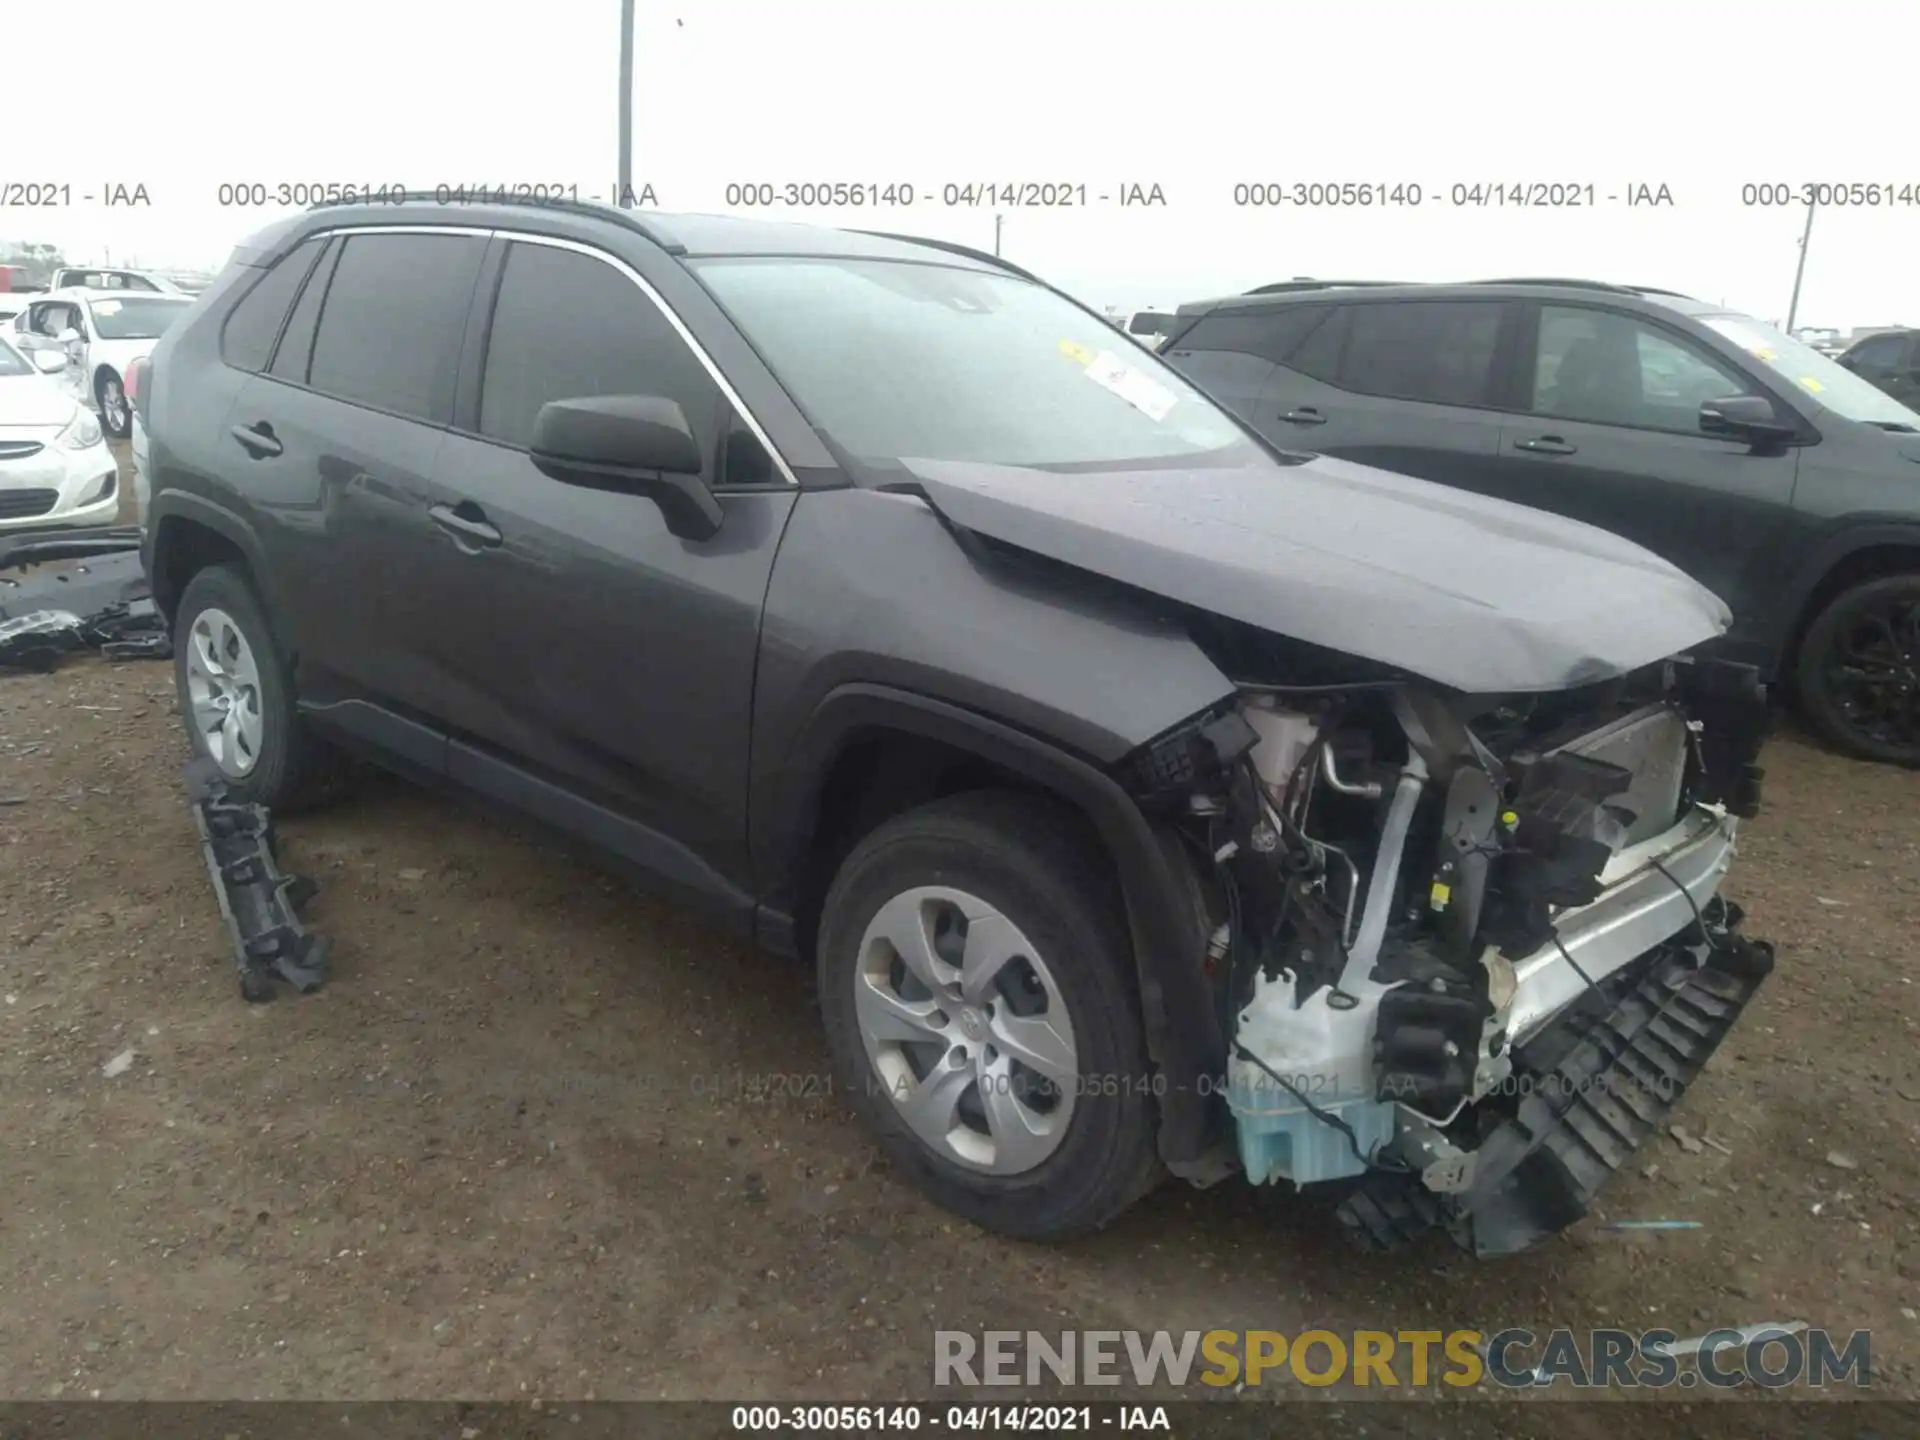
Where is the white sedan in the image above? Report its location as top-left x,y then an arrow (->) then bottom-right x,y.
11,288 -> 193,440
0,333 -> 121,530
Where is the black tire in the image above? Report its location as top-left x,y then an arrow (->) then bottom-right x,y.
817,790 -> 1162,1240
172,563 -> 347,810
95,368 -> 131,439
1795,573 -> 1920,767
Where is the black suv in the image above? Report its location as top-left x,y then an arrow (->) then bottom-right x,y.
141,199 -> 1774,1256
1160,279 -> 1920,766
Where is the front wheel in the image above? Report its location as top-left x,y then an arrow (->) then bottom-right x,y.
96,368 -> 131,439
816,791 -> 1162,1240
1796,573 -> 1920,767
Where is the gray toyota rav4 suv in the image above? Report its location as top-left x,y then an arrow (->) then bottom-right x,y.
141,196 -> 1775,1256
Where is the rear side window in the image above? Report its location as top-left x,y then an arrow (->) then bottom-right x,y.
307,233 -> 486,424
476,241 -> 725,468
1288,306 -> 1348,383
1340,301 -> 1505,406
1172,304 -> 1326,364
220,237 -> 325,373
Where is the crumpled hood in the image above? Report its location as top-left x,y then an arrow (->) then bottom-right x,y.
903,453 -> 1732,694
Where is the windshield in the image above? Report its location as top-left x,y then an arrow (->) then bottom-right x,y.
1701,314 -> 1920,429
0,336 -> 30,377
86,295 -> 191,341
692,257 -> 1256,470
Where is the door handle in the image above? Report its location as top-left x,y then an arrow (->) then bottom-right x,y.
429,501 -> 502,549
229,422 -> 282,458
1514,435 -> 1578,456
1280,407 -> 1327,426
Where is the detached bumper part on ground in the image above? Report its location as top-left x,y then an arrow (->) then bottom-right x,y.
1134,654 -> 1777,1257
183,757 -> 329,1002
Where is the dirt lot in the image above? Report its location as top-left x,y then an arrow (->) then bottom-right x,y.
2,450 -> 1918,1420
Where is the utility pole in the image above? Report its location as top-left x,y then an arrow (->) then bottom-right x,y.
617,0 -> 635,207
993,213 -> 1003,257
1785,195 -> 1816,333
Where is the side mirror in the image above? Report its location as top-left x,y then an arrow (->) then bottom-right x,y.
30,348 -> 66,374
56,327 -> 81,345
528,394 -> 723,542
1699,395 -> 1797,451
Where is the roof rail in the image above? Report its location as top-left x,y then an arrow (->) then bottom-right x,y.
1469,277 -> 1636,292
847,229 -> 1039,282
1626,285 -> 1696,300
1243,279 -> 1407,295
304,190 -> 686,253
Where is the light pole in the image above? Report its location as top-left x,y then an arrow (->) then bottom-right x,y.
617,0 -> 635,206
1785,196 -> 1816,333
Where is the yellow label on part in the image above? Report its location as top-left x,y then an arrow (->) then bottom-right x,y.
1501,810 -> 1519,827
1429,882 -> 1452,910
1750,347 -> 1777,362
1799,376 -> 1825,392
1059,339 -> 1095,365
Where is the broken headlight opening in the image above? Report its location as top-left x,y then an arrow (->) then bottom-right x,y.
1129,652 -> 1776,1258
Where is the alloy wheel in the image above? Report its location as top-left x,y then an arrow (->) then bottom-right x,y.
1821,590 -> 1920,757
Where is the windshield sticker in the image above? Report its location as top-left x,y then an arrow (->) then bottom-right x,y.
93,300 -> 122,316
1798,376 -> 1825,392
1748,346 -> 1776,362
1058,338 -> 1095,366
1084,350 -> 1178,421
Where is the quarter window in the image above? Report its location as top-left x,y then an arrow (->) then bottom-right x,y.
1532,306 -> 1751,431
221,236 -> 326,373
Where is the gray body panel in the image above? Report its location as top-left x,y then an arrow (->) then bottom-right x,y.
905,453 -> 1730,694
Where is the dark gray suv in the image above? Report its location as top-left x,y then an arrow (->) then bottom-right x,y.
141,198 -> 1774,1257
1160,279 -> 1920,767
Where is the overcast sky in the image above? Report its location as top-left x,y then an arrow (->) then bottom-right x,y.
13,0 -> 1914,330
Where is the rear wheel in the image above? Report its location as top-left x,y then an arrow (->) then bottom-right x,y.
96,369 -> 131,439
816,791 -> 1161,1240
1796,573 -> 1920,767
173,564 -> 347,809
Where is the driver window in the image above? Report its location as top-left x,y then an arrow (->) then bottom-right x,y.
1532,305 -> 1751,433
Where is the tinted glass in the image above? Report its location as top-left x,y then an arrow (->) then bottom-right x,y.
308,233 -> 485,423
694,257 -> 1253,470
1175,304 -> 1326,364
1288,307 -> 1347,382
271,238 -> 339,384
220,237 -> 325,373
1533,306 -> 1751,431
478,242 -> 725,467
1341,301 -> 1504,405
1848,334 -> 1907,368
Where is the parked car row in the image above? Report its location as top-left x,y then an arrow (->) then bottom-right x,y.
7,286 -> 193,440
1151,278 -> 1920,767
0,330 -> 120,529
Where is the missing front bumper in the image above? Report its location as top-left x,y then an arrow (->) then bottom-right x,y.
1335,898 -> 1775,1257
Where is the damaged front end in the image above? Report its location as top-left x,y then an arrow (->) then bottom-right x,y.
1127,648 -> 1775,1258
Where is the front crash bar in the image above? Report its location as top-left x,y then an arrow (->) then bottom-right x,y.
1502,806 -> 1737,1043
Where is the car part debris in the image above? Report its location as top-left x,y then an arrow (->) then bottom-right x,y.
1,541 -> 170,667
183,757 -> 329,1002
1602,1219 -> 1700,1230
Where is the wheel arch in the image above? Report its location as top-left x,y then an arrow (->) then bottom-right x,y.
758,683 -> 1227,1177
1775,523 -> 1920,687
145,492 -> 287,641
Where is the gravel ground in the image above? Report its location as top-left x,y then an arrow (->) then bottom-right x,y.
1,448 -> 1917,1425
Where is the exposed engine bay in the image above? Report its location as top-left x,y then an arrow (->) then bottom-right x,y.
1126,645 -> 1776,1257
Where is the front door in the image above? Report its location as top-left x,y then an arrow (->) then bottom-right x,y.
421,235 -> 796,894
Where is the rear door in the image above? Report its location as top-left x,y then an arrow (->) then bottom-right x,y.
223,227 -> 487,732
1254,298 -> 1518,490
419,235 -> 797,893
1489,301 -> 1801,625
